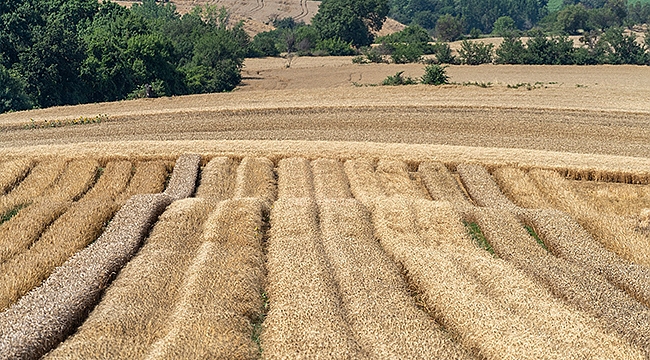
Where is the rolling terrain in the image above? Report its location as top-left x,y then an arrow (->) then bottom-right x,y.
0,60 -> 649,359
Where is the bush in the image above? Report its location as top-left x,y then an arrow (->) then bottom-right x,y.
360,46 -> 388,63
249,31 -> 281,57
390,43 -> 424,63
315,38 -> 356,56
421,64 -> 449,85
431,42 -> 457,64
382,71 -> 418,86
495,35 -> 527,64
458,40 -> 494,65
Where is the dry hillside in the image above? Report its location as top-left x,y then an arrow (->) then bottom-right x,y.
0,60 -> 649,359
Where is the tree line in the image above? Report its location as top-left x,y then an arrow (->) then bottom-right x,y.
1,0 -> 249,114
387,0 -> 650,40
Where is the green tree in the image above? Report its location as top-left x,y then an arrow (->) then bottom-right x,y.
0,64 -> 32,113
492,16 -> 516,36
434,14 -> 463,41
495,35 -> 527,63
312,0 -> 389,47
556,4 -> 590,34
458,40 -> 494,64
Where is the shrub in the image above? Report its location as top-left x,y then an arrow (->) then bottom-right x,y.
458,40 -> 494,65
421,64 -> 449,85
431,42 -> 457,64
315,38 -> 356,56
382,71 -> 418,86
495,35 -> 527,64
391,43 -> 424,63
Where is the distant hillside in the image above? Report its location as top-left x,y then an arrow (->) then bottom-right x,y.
114,0 -> 405,36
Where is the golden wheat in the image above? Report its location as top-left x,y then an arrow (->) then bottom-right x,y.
163,154 -> 201,200
233,157 -> 277,205
0,199 -> 70,264
311,158 -> 352,199
117,160 -> 168,203
143,198 -> 265,359
456,164 -> 518,211
0,159 -> 33,196
277,157 -> 314,199
45,198 -> 213,359
528,168 -> 650,267
0,159 -> 67,215
262,198 -> 364,359
194,157 -> 238,200
1,193 -> 171,360
370,198 -> 643,360
318,198 -> 472,359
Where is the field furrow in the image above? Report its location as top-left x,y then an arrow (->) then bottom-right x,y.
262,164 -> 363,359
491,166 -> 650,307
528,168 -> 650,267
145,198 -> 265,359
0,193 -> 171,360
0,159 -> 33,196
195,157 -> 238,200
0,159 -> 68,216
345,160 -> 642,359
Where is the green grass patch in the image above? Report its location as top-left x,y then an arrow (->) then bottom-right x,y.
463,221 -> 495,255
525,225 -> 549,252
0,204 -> 27,225
251,291 -> 269,354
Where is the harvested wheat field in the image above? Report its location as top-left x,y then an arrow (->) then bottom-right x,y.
1,61 -> 650,359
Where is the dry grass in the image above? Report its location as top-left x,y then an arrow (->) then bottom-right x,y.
234,157 -> 277,206
0,158 -> 33,195
194,157 -> 238,200
163,153 -> 201,200
144,198 -> 265,359
0,159 -> 67,215
262,197 -> 364,359
1,193 -> 171,360
44,198 -> 213,359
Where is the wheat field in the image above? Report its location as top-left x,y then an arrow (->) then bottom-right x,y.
0,62 -> 649,359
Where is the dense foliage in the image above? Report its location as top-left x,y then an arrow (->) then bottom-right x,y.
0,0 -> 248,113
388,0 -> 650,36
